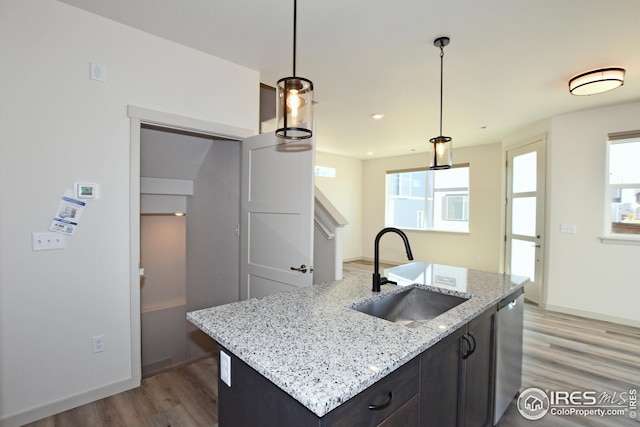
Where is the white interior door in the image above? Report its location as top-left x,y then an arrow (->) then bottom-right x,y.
505,139 -> 546,303
240,133 -> 314,300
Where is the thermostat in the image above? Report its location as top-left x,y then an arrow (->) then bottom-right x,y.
74,182 -> 99,199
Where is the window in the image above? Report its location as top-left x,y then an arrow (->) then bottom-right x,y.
315,165 -> 336,178
607,133 -> 640,236
443,195 -> 469,221
386,165 -> 469,232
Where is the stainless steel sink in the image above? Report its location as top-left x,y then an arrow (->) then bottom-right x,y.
352,287 -> 468,328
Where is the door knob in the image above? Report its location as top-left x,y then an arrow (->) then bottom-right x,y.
290,264 -> 308,273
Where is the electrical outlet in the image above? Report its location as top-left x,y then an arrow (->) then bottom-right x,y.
220,350 -> 231,386
32,232 -> 66,251
92,335 -> 105,353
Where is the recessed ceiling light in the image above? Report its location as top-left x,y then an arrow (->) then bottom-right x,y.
480,125 -> 487,130
366,151 -> 374,156
371,113 -> 384,120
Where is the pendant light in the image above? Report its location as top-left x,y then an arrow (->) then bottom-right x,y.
276,0 -> 313,140
429,36 -> 452,170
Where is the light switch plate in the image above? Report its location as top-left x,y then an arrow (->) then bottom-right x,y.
220,350 -> 231,387
32,232 -> 66,251
560,224 -> 577,234
90,62 -> 106,82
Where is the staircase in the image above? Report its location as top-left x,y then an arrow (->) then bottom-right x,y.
313,187 -> 348,284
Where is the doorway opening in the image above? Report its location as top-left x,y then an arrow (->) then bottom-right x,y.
128,106 -> 254,380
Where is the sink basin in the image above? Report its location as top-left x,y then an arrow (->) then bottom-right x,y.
352,287 -> 468,328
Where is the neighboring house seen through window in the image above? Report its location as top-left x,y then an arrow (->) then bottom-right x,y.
608,132 -> 640,236
386,165 -> 469,232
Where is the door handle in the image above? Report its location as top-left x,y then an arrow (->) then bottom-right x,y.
290,264 -> 308,273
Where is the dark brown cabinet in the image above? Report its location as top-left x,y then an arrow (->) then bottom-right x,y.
322,356 -> 420,427
460,308 -> 496,427
420,307 -> 496,427
217,306 -> 499,427
218,347 -> 419,427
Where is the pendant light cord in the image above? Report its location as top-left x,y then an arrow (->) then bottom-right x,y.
439,45 -> 444,136
292,0 -> 297,77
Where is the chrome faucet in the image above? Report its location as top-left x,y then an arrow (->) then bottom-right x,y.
372,227 -> 414,292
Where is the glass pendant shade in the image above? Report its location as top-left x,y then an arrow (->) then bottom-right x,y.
276,76 -> 313,140
429,135 -> 452,170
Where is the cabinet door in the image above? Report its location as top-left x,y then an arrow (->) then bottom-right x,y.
378,394 -> 420,427
323,357 -> 419,427
460,309 -> 496,427
419,327 -> 466,427
218,347 -> 321,427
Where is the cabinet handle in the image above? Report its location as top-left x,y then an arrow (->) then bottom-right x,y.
468,331 -> 477,357
368,391 -> 393,410
462,332 -> 477,359
462,334 -> 472,359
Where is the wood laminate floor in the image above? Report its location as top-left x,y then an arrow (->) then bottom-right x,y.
24,357 -> 219,427
25,261 -> 639,426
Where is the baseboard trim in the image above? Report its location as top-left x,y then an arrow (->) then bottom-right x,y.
542,303 -> 640,328
0,377 -> 140,427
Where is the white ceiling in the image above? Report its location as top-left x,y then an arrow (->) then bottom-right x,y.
60,0 -> 640,159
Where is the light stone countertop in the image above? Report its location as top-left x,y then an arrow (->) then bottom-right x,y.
187,262 -> 528,417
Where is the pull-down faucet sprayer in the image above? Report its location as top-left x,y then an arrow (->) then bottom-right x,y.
372,227 -> 414,292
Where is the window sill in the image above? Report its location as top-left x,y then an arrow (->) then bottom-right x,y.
398,227 -> 470,235
599,235 -> 640,246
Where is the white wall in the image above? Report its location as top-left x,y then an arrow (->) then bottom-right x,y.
362,143 -> 503,272
140,215 -> 187,374
141,216 -> 187,311
544,101 -> 640,326
186,139 -> 241,358
0,1 -> 258,425
315,152 -> 363,261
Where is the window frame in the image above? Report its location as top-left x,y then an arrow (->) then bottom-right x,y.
602,131 -> 640,245
385,163 -> 470,233
443,194 -> 469,221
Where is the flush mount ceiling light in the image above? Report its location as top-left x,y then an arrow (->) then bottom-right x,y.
569,68 -> 625,96
429,36 -> 453,170
275,0 -> 314,140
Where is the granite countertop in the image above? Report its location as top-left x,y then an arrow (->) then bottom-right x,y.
187,262 -> 528,418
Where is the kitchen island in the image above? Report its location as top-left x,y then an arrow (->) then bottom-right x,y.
187,262 -> 528,426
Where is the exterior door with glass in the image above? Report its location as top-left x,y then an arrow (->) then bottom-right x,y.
505,139 -> 546,303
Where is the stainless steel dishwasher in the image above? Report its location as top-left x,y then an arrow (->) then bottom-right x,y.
494,288 -> 525,425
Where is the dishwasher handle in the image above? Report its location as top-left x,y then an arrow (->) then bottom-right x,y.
498,288 -> 524,310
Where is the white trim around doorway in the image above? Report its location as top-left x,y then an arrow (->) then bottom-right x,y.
127,105 -> 254,385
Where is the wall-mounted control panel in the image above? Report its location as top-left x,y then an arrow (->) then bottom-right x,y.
74,182 -> 99,199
